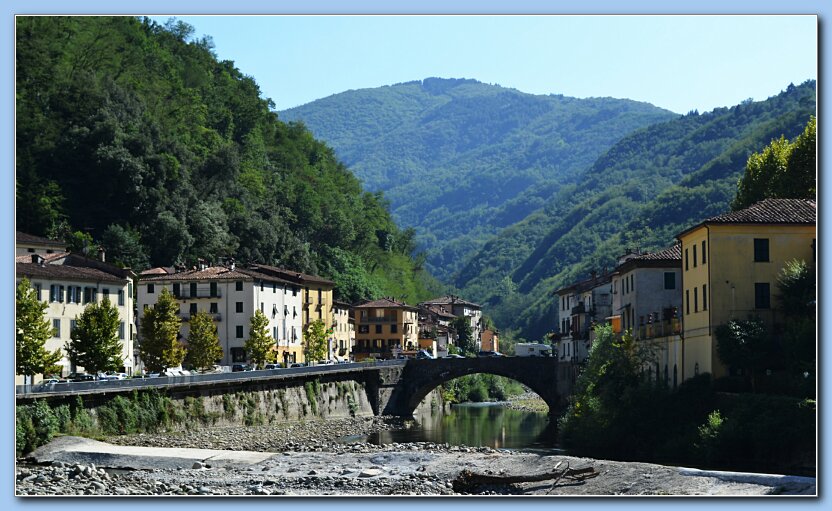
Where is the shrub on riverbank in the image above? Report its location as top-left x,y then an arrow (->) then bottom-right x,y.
558,325 -> 816,475
441,374 -> 525,404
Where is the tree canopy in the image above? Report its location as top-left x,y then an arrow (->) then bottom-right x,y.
184,311 -> 223,372
244,310 -> 275,368
16,278 -> 62,378
138,288 -> 185,372
65,298 -> 124,374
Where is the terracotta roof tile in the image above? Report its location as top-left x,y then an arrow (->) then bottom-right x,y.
247,264 -> 335,286
17,262 -> 127,284
631,244 -> 682,262
678,199 -> 816,238
16,231 -> 66,247
420,295 -> 481,309
354,297 -> 418,310
15,252 -> 69,264
140,266 -> 252,282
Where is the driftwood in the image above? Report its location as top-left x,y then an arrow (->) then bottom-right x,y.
452,461 -> 599,493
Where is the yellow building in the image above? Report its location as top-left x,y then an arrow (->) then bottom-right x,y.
247,265 -> 336,363
676,198 -> 816,381
353,298 -> 419,361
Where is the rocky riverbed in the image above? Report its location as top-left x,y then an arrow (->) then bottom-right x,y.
16,415 -> 816,496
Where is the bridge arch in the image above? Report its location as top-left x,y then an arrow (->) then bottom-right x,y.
385,358 -> 565,418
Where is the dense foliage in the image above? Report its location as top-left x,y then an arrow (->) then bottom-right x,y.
16,16 -> 439,304
184,311 -> 223,372
559,325 -> 815,474
441,374 -> 525,404
66,298 -> 124,374
281,77 -> 677,280
243,310 -> 274,368
16,278 -> 62,378
457,83 -> 816,341
138,288 -> 185,372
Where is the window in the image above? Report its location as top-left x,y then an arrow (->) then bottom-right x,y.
630,274 -> 634,292
236,325 -> 244,338
261,302 -> 265,313
293,306 -> 297,318
702,241 -> 707,264
190,303 -> 198,315
273,282 -> 277,293
235,281 -> 243,291
119,322 -> 125,340
190,283 -> 197,297
359,325 -> 370,334
273,327 -> 277,339
755,283 -> 771,309
173,283 -> 180,297
210,282 -> 217,297
693,244 -> 697,268
103,288 -> 110,301
118,289 -> 125,306
664,272 -> 676,290
231,347 -> 246,362
375,324 -> 382,334
70,319 -> 77,335
292,287 -> 298,297
147,283 -> 155,294
754,238 -> 770,262
702,284 -> 708,311
694,287 -> 698,313
128,282 -> 133,297
685,290 -> 690,315
261,281 -> 264,292
52,319 -> 61,338
34,284 -> 41,301
391,324 -> 398,334
236,302 -> 243,313
58,285 -> 65,303
685,248 -> 689,271
210,302 -> 218,314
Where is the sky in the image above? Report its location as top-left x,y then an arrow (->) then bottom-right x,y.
149,14 -> 817,114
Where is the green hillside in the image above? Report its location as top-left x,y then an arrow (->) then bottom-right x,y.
280,78 -> 677,279
15,16 -> 441,304
456,82 -> 816,340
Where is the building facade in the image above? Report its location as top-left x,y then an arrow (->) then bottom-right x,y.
353,298 -> 419,361
16,231 -> 67,256
331,300 -> 354,362
16,251 -> 135,383
554,273 -> 612,363
676,199 -> 816,381
419,296 -> 483,350
137,265 -> 304,368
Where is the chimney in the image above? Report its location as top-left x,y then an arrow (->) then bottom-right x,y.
98,246 -> 106,262
31,254 -> 45,266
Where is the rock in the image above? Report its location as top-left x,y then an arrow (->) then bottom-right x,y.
307,470 -> 318,475
359,468 -> 383,478
192,462 -> 205,469
114,487 -> 129,495
90,481 -> 106,491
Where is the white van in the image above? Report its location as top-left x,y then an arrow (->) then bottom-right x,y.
515,343 -> 553,357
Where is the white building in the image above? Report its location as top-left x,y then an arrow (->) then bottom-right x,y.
331,300 -> 354,362
16,251 -> 136,383
419,295 -> 484,350
554,272 -> 612,364
16,230 -> 67,256
137,264 -> 304,368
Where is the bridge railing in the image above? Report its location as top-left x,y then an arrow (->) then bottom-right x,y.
15,359 -> 406,397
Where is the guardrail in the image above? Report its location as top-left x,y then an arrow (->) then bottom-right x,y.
16,359 -> 407,397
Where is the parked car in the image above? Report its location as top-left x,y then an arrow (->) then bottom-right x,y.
415,350 -> 435,360
232,364 -> 254,372
68,372 -> 96,382
37,378 -> 67,388
477,350 -> 505,358
264,363 -> 282,370
99,372 -> 128,381
443,354 -> 465,359
289,362 -> 306,368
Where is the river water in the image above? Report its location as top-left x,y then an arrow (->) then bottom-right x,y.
341,403 -> 558,450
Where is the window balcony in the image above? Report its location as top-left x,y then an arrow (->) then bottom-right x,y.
174,288 -> 222,299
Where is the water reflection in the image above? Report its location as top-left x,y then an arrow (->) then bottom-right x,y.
344,403 -> 557,449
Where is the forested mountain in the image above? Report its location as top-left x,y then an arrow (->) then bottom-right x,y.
280,78 -> 677,279
16,16 -> 441,304
456,82 -> 816,341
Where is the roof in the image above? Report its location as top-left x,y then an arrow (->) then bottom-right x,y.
15,252 -> 69,264
615,244 -> 683,274
140,267 -> 173,276
420,295 -> 481,309
140,266 -> 253,282
17,262 -> 128,284
420,304 -> 457,319
236,268 -> 296,287
247,264 -> 335,286
677,199 -> 816,238
16,231 -> 66,247
353,297 -> 418,311
555,272 -> 613,296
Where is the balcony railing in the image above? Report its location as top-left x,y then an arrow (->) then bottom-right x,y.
364,316 -> 397,323
571,302 -> 587,315
637,319 -> 681,340
174,288 -> 222,299
178,312 -> 222,322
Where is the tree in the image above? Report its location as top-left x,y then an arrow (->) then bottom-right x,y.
138,288 -> 185,372
184,311 -> 223,372
303,319 -> 328,363
452,316 -> 476,356
244,310 -> 274,368
732,116 -> 816,210
777,259 -> 815,319
65,298 -> 124,374
715,319 -> 773,392
777,259 -> 816,380
16,278 -> 62,379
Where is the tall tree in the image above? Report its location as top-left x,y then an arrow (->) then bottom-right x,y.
303,319 -> 328,363
66,298 -> 124,374
138,288 -> 185,372
451,316 -> 476,356
715,319 -> 773,392
732,116 -> 816,210
184,311 -> 223,372
16,278 -> 62,379
244,310 -> 274,368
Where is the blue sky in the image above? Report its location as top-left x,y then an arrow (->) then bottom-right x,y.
150,14 -> 816,114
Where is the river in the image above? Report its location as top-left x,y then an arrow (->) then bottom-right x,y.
341,402 -> 558,450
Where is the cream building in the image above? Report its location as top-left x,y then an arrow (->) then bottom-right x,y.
16,251 -> 135,383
